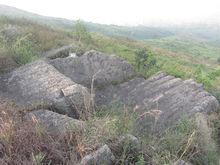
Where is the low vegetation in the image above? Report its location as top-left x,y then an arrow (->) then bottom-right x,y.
0,16 -> 220,164
1,17 -> 220,99
0,101 -> 219,164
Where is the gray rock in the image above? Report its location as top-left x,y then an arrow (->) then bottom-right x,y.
1,50 -> 219,134
96,72 -> 220,133
50,50 -> 136,88
43,45 -> 75,59
119,134 -> 141,152
80,145 -> 115,165
1,60 -> 91,119
108,134 -> 141,160
174,160 -> 192,165
26,109 -> 84,134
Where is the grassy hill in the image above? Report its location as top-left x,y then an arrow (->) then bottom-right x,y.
0,5 -> 220,164
0,5 -> 220,101
0,5 -> 174,40
145,36 -> 220,60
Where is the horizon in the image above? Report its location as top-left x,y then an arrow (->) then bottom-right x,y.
0,0 -> 220,26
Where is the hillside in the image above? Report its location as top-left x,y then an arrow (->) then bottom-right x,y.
0,5 -> 174,40
0,5 -> 220,165
0,15 -> 220,100
0,45 -> 219,165
145,36 -> 220,60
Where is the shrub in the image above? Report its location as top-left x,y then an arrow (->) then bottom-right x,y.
74,20 -> 92,45
134,48 -> 158,78
11,34 -> 39,65
135,49 -> 156,70
208,69 -> 220,80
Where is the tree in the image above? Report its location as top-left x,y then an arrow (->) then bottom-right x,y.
135,49 -> 156,71
74,20 -> 92,45
135,49 -> 148,71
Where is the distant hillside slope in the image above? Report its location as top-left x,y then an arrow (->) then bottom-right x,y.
85,22 -> 174,40
168,25 -> 220,46
1,4 -> 220,45
145,36 -> 220,60
0,5 -> 174,40
0,4 -> 74,29
0,5 -> 220,100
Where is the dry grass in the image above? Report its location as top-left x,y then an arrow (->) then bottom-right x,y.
0,98 -> 89,164
0,96 -> 219,164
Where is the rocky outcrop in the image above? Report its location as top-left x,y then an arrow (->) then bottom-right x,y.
0,49 -> 219,133
80,145 -> 115,165
26,109 -> 84,134
96,72 -> 219,132
50,50 -> 136,88
43,45 -> 75,59
1,60 -> 91,119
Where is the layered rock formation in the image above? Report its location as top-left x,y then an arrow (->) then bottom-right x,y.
0,60 -> 91,119
96,72 -> 219,131
50,50 -> 136,88
0,50 -> 219,131
0,49 -> 219,164
43,45 -> 75,59
26,109 -> 84,134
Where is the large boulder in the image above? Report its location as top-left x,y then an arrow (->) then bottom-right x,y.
0,49 -> 219,133
26,109 -> 84,134
50,50 -> 136,88
1,60 -> 91,119
96,72 -> 220,132
79,145 -> 115,165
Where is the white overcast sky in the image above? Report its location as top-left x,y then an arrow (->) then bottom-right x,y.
0,0 -> 220,25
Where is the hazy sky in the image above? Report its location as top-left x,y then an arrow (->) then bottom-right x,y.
0,0 -> 220,25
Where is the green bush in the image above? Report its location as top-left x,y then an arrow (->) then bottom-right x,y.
74,20 -> 92,45
135,49 -> 157,71
11,34 -> 39,65
194,66 -> 212,89
208,69 -> 220,80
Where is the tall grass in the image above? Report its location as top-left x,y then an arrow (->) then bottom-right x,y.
92,106 -> 220,164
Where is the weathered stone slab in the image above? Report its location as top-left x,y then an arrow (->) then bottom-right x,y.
1,60 -> 91,118
96,72 -> 220,132
1,49 -> 219,133
43,45 -> 75,59
50,50 -> 136,88
26,109 -> 84,134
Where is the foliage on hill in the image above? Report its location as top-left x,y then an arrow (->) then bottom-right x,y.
0,16 -> 73,66
145,36 -> 220,60
0,11 -> 220,164
1,16 -> 220,100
